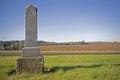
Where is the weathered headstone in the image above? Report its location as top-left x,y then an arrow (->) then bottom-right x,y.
16,5 -> 44,74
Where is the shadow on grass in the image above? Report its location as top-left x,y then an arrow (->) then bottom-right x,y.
7,70 -> 16,75
44,64 -> 102,73
113,64 -> 120,66
7,64 -> 103,75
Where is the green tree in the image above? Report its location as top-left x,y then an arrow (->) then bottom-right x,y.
12,43 -> 22,50
80,40 -> 87,45
3,41 -> 11,50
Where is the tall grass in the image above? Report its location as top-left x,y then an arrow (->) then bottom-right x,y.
0,55 -> 120,80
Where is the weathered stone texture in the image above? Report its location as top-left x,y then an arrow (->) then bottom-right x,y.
22,5 -> 40,57
16,56 -> 44,74
25,5 -> 37,47
22,47 -> 40,57
16,5 -> 44,74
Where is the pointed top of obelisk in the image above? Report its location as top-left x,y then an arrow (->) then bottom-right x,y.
25,4 -> 37,10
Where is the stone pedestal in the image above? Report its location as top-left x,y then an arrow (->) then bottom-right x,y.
16,56 -> 44,74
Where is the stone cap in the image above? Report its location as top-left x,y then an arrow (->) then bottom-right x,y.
25,4 -> 37,10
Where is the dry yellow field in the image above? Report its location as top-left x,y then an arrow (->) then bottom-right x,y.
40,42 -> 120,51
0,42 -> 120,56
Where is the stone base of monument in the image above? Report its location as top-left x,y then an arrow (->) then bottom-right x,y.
16,56 -> 44,74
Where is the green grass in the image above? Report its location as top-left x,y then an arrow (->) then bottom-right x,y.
0,55 -> 120,80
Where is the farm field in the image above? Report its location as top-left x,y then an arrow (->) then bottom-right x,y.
40,42 -> 120,51
0,42 -> 120,56
0,55 -> 120,80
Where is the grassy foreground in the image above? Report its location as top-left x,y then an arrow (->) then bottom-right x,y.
0,55 -> 120,80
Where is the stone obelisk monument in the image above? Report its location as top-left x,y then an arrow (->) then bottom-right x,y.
16,5 -> 44,74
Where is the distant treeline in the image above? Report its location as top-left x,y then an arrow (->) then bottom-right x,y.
0,40 -> 118,50
0,41 -> 24,50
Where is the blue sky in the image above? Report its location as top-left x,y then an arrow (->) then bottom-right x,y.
0,0 -> 120,42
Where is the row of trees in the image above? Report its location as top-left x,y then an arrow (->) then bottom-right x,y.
0,40 -> 88,50
2,41 -> 23,50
